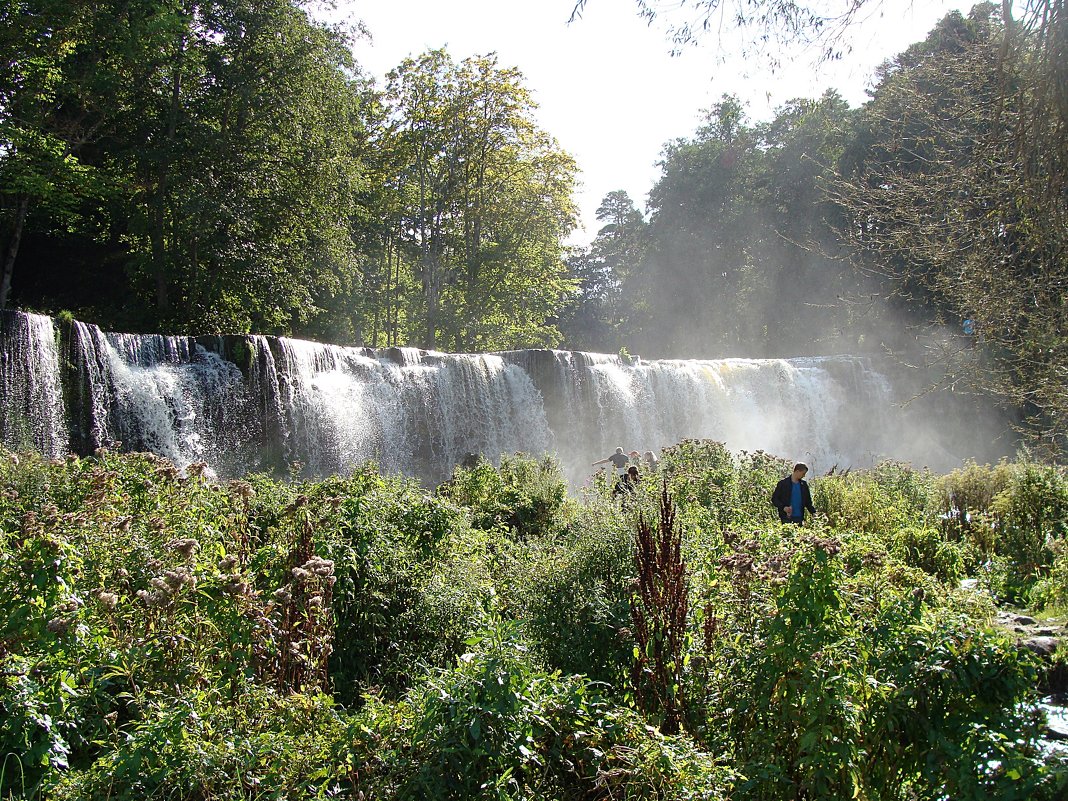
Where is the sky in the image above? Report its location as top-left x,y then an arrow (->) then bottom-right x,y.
335,0 -> 982,244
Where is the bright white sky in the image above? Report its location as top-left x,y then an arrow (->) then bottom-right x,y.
335,0 -> 981,244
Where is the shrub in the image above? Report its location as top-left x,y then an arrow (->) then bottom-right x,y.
991,463 -> 1068,600
494,500 -> 632,684
440,454 -> 573,541
342,620 -> 736,801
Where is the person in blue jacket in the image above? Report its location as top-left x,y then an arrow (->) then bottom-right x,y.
771,462 -> 816,524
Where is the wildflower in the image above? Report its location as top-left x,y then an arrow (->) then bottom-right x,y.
719,552 -> 755,574
303,556 -> 335,577
219,554 -> 239,572
291,567 -> 311,581
229,481 -> 255,500
46,618 -> 73,635
273,587 -> 292,603
157,464 -> 180,481
58,597 -> 83,614
9,453 -> 18,466
150,577 -> 172,593
97,592 -> 119,611
166,538 -> 199,559
862,551 -> 886,570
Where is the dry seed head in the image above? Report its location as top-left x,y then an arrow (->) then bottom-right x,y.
166,538 -> 199,559
97,592 -> 119,611
157,464 -> 180,481
303,556 -> 335,577
46,618 -> 73,635
218,555 -> 238,572
229,481 -> 255,500
149,577 -> 172,594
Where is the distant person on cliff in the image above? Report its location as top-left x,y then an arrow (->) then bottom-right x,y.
643,450 -> 659,470
771,462 -> 816,525
593,447 -> 630,476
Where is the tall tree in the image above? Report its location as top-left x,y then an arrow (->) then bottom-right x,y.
382,50 -> 578,351
559,190 -> 647,352
111,0 -> 367,332
0,0 -> 138,308
830,4 -> 1067,452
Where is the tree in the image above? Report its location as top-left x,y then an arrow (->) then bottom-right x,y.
110,0 -> 367,332
569,0 -> 887,63
828,5 -> 1068,452
381,50 -> 578,351
559,190 -> 647,351
0,0 -> 137,309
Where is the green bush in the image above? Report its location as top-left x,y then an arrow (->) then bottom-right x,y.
991,462 -> 1068,601
2,447 -> 1064,800
343,620 -> 735,801
440,454 -> 574,541
494,500 -> 632,683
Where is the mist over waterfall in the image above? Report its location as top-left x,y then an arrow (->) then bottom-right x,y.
0,311 -> 988,484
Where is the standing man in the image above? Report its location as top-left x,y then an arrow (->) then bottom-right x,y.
771,462 -> 816,525
593,446 -> 630,476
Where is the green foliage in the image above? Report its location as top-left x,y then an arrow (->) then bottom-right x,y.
494,498 -> 633,683
343,620 -> 735,800
440,454 -> 574,541
1,446 -> 1066,799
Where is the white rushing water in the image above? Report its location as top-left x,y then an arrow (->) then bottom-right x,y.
0,311 -> 939,483
0,312 -> 68,457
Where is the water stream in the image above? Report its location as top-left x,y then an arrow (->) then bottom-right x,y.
0,310 -> 970,484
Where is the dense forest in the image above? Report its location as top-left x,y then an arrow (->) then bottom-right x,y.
1,1 -> 1065,448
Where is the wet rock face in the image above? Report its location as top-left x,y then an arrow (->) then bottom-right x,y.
1022,636 -> 1060,658
993,612 -> 1066,695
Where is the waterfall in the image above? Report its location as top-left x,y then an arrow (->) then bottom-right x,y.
0,310 -> 956,483
0,311 -> 68,457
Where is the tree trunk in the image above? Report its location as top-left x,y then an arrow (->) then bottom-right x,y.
0,195 -> 30,310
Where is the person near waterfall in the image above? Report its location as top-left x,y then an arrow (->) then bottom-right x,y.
771,462 -> 816,525
613,465 -> 640,505
593,447 -> 630,476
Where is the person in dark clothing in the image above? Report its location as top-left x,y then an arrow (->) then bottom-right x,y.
593,446 -> 630,477
771,462 -> 816,524
613,465 -> 640,506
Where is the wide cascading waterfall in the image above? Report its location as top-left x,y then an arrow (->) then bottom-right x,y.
503,350 -> 897,485
0,310 -> 944,483
266,339 -> 552,481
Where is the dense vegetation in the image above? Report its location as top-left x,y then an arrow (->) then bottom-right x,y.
2,444 -> 1066,799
